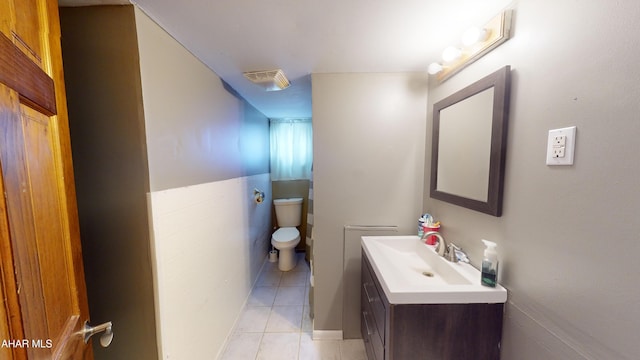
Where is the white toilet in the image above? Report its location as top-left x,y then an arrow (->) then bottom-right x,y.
272,198 -> 303,271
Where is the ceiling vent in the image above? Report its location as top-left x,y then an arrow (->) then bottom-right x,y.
243,69 -> 290,91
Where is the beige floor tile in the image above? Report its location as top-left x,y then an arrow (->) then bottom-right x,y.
257,332 -> 301,360
247,286 -> 278,307
266,305 -> 303,332
304,285 -> 310,306
291,255 -> 310,273
257,269 -> 283,287
281,271 -> 309,286
261,258 -> 280,272
223,254 -> 373,360
235,306 -> 271,333
220,332 -> 262,360
298,332 -> 341,360
301,306 -> 313,332
274,286 -> 306,306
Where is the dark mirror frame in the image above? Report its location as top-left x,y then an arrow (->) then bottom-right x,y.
430,65 -> 511,217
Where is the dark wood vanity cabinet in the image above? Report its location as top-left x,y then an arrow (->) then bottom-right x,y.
361,251 -> 504,360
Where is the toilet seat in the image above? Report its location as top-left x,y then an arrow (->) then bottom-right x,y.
272,227 -> 300,248
271,227 -> 300,271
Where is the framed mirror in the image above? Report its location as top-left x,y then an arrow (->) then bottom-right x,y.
430,66 -> 511,216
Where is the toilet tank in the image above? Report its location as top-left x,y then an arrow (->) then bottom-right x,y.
274,198 -> 303,227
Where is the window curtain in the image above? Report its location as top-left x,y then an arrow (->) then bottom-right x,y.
270,118 -> 313,180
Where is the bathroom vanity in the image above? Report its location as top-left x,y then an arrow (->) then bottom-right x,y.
360,236 -> 506,360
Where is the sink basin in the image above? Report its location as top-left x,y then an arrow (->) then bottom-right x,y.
361,235 -> 507,304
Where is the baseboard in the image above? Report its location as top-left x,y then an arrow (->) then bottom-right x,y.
312,330 -> 343,340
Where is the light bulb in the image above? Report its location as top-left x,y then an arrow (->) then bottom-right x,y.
427,63 -> 443,75
442,46 -> 462,63
462,27 -> 488,46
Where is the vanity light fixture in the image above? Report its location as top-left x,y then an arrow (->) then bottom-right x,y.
427,63 -> 444,75
461,27 -> 489,47
428,9 -> 512,82
243,69 -> 291,91
441,46 -> 463,63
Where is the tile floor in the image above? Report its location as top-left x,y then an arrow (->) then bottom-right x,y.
220,253 -> 366,360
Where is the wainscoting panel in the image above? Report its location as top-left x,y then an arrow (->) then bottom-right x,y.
147,173 -> 271,359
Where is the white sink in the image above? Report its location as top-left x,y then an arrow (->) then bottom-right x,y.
361,235 -> 507,304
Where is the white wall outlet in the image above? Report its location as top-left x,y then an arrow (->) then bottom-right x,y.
553,135 -> 567,147
552,146 -> 565,158
546,126 -> 576,165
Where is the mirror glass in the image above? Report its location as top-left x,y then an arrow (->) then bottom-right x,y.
430,66 -> 511,216
437,87 -> 494,202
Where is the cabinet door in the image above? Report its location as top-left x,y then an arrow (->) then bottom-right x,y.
362,254 -> 385,360
361,310 -> 375,360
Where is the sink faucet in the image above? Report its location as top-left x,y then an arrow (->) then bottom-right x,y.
446,243 -> 460,263
422,231 -> 447,257
422,232 -> 468,263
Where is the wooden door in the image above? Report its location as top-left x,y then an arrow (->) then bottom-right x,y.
0,0 -> 93,359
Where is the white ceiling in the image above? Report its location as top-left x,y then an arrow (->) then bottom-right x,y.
59,0 -> 513,118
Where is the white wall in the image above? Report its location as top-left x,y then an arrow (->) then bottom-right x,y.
312,72 -> 427,331
424,2 -> 640,359
148,174 -> 271,359
134,7 -> 272,359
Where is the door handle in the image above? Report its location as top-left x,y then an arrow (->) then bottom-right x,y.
77,321 -> 114,347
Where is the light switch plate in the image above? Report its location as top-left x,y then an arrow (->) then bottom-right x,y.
546,126 -> 576,165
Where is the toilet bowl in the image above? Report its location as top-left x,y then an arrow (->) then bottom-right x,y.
271,227 -> 300,271
272,197 -> 303,271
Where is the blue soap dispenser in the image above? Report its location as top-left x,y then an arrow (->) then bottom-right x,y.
481,240 -> 499,287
